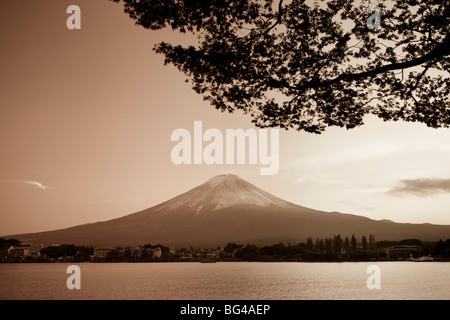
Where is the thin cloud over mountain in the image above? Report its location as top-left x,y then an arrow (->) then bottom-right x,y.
388,178 -> 450,197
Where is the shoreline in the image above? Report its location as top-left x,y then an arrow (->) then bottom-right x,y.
2,258 -> 449,264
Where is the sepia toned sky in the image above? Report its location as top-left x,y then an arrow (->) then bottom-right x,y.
1,0 -> 450,236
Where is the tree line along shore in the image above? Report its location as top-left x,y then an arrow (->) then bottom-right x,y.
1,235 -> 450,263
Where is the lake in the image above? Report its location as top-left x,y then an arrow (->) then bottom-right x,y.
1,262 -> 449,300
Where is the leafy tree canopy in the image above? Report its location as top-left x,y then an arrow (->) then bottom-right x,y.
112,0 -> 449,133
0,238 -> 21,249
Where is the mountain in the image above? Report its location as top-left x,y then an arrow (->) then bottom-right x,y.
6,174 -> 450,247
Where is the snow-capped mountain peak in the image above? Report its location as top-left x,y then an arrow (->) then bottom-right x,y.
155,174 -> 294,214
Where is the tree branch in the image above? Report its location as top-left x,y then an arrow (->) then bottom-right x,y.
240,0 -> 284,41
295,33 -> 449,91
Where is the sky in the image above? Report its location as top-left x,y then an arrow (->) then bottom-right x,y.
1,0 -> 449,236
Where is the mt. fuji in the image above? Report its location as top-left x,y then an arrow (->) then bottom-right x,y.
7,174 -> 450,247
154,174 -> 295,214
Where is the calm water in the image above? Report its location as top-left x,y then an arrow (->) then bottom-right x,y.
1,262 -> 449,300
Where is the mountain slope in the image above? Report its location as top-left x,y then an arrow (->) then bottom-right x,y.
6,174 -> 450,247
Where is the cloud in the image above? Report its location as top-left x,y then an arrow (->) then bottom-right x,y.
345,184 -> 391,194
0,180 -> 49,190
388,178 -> 450,197
23,181 -> 49,190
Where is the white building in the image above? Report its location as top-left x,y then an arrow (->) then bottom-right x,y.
8,243 -> 43,258
93,246 -> 115,258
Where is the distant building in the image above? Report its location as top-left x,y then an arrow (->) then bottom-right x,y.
94,246 -> 115,258
148,247 -> 161,259
179,252 -> 193,260
7,243 -> 43,259
386,245 -> 420,259
8,245 -> 30,259
29,244 -> 44,257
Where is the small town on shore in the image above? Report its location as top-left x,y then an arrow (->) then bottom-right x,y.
1,234 -> 450,263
